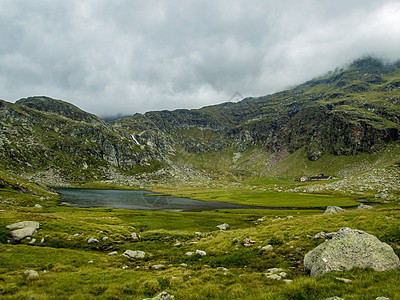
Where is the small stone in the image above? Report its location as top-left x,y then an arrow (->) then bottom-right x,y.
131,232 -> 140,240
152,264 -> 165,270
34,204 -> 43,209
195,232 -> 203,237
266,274 -> 281,280
324,206 -> 345,214
326,297 -> 344,300
195,249 -> 206,256
146,291 -> 175,300
123,250 -> 145,258
108,251 -> 118,256
262,245 -> 274,251
24,270 -> 39,278
279,272 -> 287,277
287,215 -> 293,219
102,236 -> 109,241
29,238 -> 36,244
87,237 -> 99,243
314,232 -> 326,239
88,260 -> 94,264
376,297 -> 390,300
180,263 -> 188,267
216,223 -> 229,230
358,204 -> 373,209
122,265 -> 129,269
185,252 -> 193,256
283,279 -> 293,284
335,277 -> 353,283
73,233 -> 79,237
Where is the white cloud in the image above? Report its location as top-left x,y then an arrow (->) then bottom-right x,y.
0,0 -> 400,116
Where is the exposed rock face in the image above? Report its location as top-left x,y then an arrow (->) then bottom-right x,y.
304,227 -> 400,277
324,206 -> 345,214
123,250 -> 145,258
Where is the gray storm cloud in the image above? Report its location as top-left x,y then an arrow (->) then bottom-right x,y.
1,0 -> 400,116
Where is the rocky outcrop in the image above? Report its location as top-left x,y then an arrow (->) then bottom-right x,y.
304,227 -> 400,277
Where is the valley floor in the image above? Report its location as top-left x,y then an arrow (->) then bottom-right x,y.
1,177 -> 400,299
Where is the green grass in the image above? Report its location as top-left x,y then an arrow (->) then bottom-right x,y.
1,166 -> 400,299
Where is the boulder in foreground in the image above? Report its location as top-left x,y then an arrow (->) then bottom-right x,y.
304,227 -> 400,277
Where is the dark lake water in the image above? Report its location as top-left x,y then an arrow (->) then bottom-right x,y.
56,188 -> 269,212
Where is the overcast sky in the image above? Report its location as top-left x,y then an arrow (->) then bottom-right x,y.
1,0 -> 400,117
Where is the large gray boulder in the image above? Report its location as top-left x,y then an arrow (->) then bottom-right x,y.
11,227 -> 37,241
6,221 -> 40,230
7,221 -> 40,241
304,227 -> 400,277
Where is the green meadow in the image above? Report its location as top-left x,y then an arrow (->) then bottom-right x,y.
1,172 -> 400,299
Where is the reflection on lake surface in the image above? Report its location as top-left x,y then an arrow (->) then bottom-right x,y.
56,188 -> 265,212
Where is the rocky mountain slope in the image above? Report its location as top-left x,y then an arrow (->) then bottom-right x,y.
1,57 -> 400,187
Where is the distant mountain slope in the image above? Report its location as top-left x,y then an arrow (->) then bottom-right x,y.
1,56 -> 400,185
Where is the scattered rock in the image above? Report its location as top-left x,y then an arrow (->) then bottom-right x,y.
108,251 -> 118,256
335,277 -> 353,283
262,245 -> 273,251
144,291 -> 175,300
122,265 -> 129,269
73,233 -> 80,237
152,264 -> 165,270
326,297 -> 344,300
131,232 -> 140,240
29,238 -> 36,244
102,236 -> 109,241
216,223 -> 230,230
314,232 -> 326,239
304,227 -> 400,277
376,297 -> 390,300
283,279 -> 293,284
195,249 -> 206,256
185,252 -> 193,256
287,215 -> 293,219
87,237 -> 99,243
123,250 -> 145,259
88,260 -> 94,264
194,232 -> 203,237
24,270 -> 39,278
324,206 -> 345,214
34,204 -> 43,209
266,274 -> 281,280
358,204 -> 373,209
